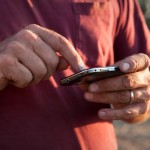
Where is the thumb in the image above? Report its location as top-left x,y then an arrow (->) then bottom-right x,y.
115,53 -> 150,73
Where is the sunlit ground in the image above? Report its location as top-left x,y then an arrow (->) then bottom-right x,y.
114,120 -> 150,150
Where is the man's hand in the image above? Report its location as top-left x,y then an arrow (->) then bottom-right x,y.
0,24 -> 84,90
84,53 -> 150,123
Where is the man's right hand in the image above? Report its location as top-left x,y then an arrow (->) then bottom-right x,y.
0,24 -> 84,90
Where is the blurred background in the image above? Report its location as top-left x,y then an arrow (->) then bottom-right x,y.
114,1 -> 150,149
114,120 -> 150,150
138,0 -> 150,28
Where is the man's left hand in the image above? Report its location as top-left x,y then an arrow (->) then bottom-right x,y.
84,53 -> 150,123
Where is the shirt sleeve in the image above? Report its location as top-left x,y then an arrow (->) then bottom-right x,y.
113,0 -> 150,62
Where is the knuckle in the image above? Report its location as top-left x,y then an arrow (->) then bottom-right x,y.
142,87 -> 150,102
130,57 -> 139,71
139,53 -> 150,67
122,74 -> 137,89
57,35 -> 72,51
1,54 -> 16,67
16,29 -> 37,42
123,109 -> 136,120
135,87 -> 150,103
2,40 -> 25,56
135,90 -> 142,101
6,41 -> 22,51
59,35 -> 69,46
27,24 -> 40,30
16,29 -> 29,38
130,53 -> 150,70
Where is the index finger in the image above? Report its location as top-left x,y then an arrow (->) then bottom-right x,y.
26,24 -> 85,72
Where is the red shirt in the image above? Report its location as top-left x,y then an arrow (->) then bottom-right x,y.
0,0 -> 150,149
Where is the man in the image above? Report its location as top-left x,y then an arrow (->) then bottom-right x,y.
0,0 -> 150,149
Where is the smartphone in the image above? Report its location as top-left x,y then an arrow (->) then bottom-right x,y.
60,66 -> 125,86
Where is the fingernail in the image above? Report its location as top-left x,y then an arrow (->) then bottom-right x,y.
98,111 -> 106,117
78,64 -> 85,71
84,93 -> 93,100
122,63 -> 130,71
89,84 -> 99,92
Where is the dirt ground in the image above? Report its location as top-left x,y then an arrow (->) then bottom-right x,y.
114,120 -> 150,150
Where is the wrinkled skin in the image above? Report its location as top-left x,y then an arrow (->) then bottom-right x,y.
83,53 -> 150,123
0,24 -> 149,123
0,24 -> 84,90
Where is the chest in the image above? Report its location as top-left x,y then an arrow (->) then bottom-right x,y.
0,0 -> 116,66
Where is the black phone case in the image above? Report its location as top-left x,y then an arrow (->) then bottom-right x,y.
60,66 -> 125,86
